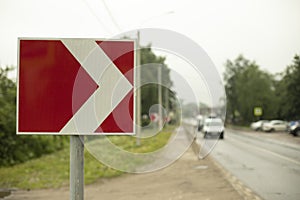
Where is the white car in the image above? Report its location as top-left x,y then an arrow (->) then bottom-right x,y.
262,120 -> 288,132
202,118 -> 224,139
250,120 -> 269,131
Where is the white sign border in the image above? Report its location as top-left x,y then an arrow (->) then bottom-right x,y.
16,38 -> 136,135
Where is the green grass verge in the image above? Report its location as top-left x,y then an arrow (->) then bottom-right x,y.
0,125 -> 176,189
107,125 -> 175,153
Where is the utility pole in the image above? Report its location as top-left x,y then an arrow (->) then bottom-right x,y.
158,65 -> 162,129
136,30 -> 141,146
165,84 -> 169,127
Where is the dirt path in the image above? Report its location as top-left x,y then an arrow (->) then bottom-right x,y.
4,147 -> 243,200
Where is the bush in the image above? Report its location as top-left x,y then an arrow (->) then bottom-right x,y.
0,67 -> 68,166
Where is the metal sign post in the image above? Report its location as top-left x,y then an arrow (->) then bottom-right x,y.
70,136 -> 84,200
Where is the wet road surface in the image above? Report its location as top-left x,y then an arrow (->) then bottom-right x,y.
197,129 -> 300,200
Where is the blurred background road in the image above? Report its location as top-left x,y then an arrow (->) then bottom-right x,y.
197,129 -> 300,200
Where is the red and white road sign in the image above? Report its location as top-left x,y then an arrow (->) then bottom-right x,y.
17,38 -> 135,135
150,113 -> 159,122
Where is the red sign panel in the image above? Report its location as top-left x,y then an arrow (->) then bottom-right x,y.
17,38 -> 135,135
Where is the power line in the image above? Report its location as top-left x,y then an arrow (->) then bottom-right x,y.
81,0 -> 114,34
100,0 -> 122,32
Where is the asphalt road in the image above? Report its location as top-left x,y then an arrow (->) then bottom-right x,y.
197,129 -> 300,200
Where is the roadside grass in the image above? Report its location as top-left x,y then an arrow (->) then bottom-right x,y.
107,125 -> 175,153
0,125 -> 176,189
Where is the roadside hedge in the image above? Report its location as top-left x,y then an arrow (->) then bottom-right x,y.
0,68 -> 68,166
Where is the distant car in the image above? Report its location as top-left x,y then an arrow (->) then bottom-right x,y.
289,121 -> 300,136
262,120 -> 288,132
288,120 -> 299,131
202,118 -> 224,139
250,120 -> 269,131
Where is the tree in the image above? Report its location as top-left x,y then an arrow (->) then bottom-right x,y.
277,55 -> 300,120
0,67 -> 17,165
139,45 -> 176,120
224,55 -> 277,124
0,67 -> 67,166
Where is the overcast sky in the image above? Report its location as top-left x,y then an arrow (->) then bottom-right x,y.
1,0 -> 300,105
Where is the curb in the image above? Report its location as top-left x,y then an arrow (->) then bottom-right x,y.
210,157 -> 263,200
184,125 -> 264,199
189,136 -> 263,200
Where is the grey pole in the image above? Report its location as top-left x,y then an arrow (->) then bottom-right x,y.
158,65 -> 162,129
70,135 -> 84,200
165,84 -> 169,127
136,30 -> 141,146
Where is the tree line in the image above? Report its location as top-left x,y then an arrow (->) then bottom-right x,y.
224,54 -> 300,125
0,67 -> 68,166
139,45 -> 177,125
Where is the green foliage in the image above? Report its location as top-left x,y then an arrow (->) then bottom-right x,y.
224,55 -> 277,124
224,54 -> 300,124
0,67 -> 18,165
107,125 -> 174,153
140,45 -> 176,118
276,55 -> 300,120
0,67 -> 68,166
